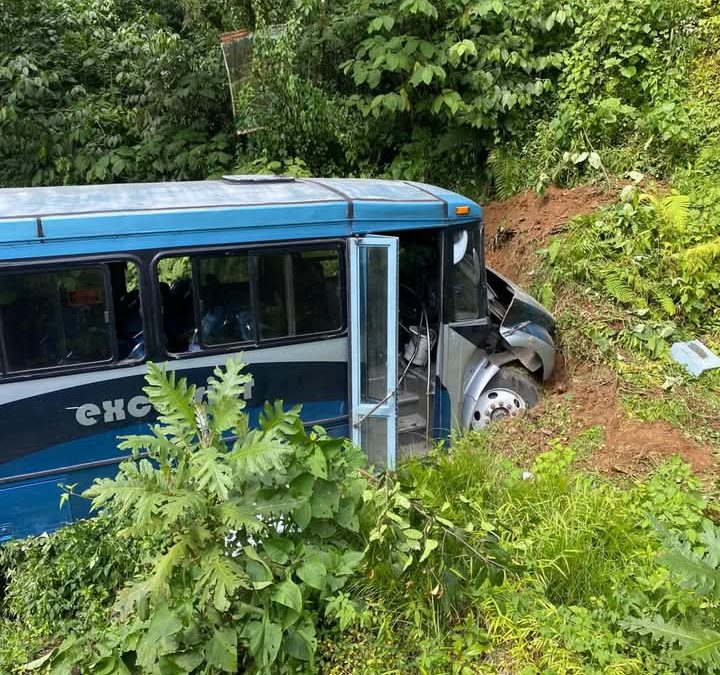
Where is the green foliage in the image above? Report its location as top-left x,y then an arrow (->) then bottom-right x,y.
624,520 -> 720,673
5,410 -> 720,674
0,514 -> 149,632
546,182 -> 720,357
0,514 -> 150,674
319,434 -> 720,674
233,18 -> 375,177
36,357 -> 369,674
552,0 -> 699,162
0,0 -> 236,187
225,0 -> 705,189
487,148 -> 524,200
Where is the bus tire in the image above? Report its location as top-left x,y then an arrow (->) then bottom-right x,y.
469,365 -> 540,430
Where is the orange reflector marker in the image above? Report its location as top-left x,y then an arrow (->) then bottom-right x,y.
455,205 -> 471,216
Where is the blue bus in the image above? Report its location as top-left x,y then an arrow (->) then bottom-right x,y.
0,176 -> 555,540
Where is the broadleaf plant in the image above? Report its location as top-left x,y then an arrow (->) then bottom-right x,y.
39,356 -> 368,674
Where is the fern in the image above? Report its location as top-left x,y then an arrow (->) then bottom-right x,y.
659,522 -> 720,600
682,238 -> 720,273
642,193 -> 690,230
191,446 -> 234,500
195,547 -> 249,613
488,147 -> 523,200
603,270 -> 637,304
658,294 -> 677,316
230,428 -> 294,480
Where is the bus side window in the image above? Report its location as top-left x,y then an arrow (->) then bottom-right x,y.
196,254 -> 252,346
155,247 -> 344,355
257,253 -> 291,340
0,267 -> 112,373
156,256 -> 195,353
294,250 -> 342,334
257,248 -> 342,339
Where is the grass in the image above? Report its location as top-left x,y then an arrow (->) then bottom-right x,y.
319,431 -> 715,674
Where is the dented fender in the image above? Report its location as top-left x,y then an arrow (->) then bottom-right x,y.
486,267 -> 556,380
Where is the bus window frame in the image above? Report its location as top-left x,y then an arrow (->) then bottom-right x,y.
0,254 -> 148,383
151,239 -> 348,361
0,291 -> 7,376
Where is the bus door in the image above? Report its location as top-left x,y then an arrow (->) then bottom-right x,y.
348,236 -> 399,470
436,222 -> 489,436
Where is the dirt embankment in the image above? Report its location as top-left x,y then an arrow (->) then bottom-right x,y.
484,185 -> 613,286
483,185 -> 716,476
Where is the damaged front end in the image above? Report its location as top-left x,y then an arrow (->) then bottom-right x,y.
485,267 -> 556,380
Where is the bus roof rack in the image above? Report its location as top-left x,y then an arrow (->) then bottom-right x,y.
222,174 -> 296,184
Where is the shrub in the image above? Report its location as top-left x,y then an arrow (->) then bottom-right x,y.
546,183 -> 720,356
34,357 -> 368,673
0,513 -> 149,632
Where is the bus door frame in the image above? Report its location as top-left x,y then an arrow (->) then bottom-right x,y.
348,235 -> 399,470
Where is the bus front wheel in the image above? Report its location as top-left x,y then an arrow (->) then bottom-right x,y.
469,365 -> 540,430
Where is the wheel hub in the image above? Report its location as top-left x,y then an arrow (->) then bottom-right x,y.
471,388 -> 526,430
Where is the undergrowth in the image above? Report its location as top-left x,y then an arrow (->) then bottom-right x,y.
5,374 -> 720,673
320,438 -> 720,674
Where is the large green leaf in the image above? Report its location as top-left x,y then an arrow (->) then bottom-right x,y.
136,605 -> 183,668
242,620 -> 283,668
263,537 -> 295,565
206,627 -> 238,673
310,480 -> 340,519
335,497 -> 360,532
190,447 -> 233,501
306,447 -> 328,479
284,624 -> 317,661
143,363 -> 197,445
297,558 -> 327,591
206,357 -> 253,431
293,501 -> 312,529
230,429 -> 293,480
272,578 -> 303,613
196,549 -> 249,612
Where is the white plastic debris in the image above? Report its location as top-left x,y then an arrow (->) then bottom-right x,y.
670,340 -> 720,377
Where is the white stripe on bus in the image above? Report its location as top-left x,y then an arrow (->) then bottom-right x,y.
0,337 -> 348,405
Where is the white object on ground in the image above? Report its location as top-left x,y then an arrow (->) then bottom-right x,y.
669,340 -> 720,377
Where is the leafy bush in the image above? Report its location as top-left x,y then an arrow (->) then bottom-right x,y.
0,513 -> 149,632
34,358 -> 368,673
545,182 -> 720,356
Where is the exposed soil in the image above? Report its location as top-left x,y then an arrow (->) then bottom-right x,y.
483,185 -> 717,476
546,359 -> 714,475
484,184 -> 615,286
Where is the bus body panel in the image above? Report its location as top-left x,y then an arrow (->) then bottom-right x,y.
0,338 -> 348,539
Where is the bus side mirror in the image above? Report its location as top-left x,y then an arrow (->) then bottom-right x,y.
452,229 -> 468,264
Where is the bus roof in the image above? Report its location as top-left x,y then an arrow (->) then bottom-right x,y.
0,177 -> 482,259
